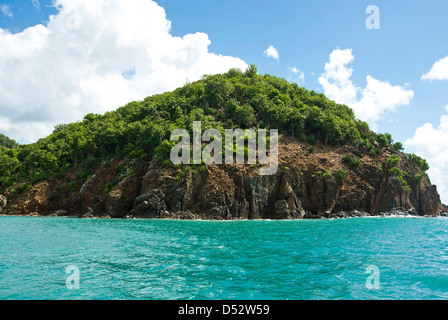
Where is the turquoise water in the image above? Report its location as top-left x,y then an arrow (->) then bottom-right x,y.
1,216 -> 448,300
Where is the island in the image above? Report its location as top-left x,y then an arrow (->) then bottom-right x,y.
0,66 -> 445,219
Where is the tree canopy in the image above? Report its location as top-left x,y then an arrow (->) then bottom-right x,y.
0,66 -> 424,192
0,134 -> 19,149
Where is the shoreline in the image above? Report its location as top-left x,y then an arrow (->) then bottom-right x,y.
2,209 -> 447,221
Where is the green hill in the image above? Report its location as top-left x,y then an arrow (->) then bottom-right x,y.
0,134 -> 18,149
0,66 -> 427,193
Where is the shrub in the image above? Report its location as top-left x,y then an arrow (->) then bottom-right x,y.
323,169 -> 332,179
343,153 -> 352,163
31,171 -> 50,185
155,140 -> 176,161
115,165 -> 126,175
351,157 -> 361,168
386,155 -> 401,168
360,139 -> 372,150
129,150 -> 146,160
177,169 -> 186,178
377,163 -> 384,175
17,183 -> 29,194
343,154 -> 361,169
407,154 -> 430,171
307,134 -> 317,145
376,134 -> 389,147
79,171 -> 92,180
389,167 -> 412,192
337,169 -> 347,181
393,142 -> 404,151
384,133 -> 393,145
415,171 -> 425,185
369,148 -> 381,157
104,179 -> 119,194
388,167 -> 402,177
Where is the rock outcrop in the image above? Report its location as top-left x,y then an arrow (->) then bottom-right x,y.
1,137 -> 446,219
0,195 -> 7,214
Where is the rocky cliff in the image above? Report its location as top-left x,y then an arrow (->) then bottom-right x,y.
0,136 -> 445,219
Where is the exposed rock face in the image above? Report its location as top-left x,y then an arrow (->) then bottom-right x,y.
105,190 -> 127,218
1,137 -> 446,219
131,190 -> 167,218
0,195 -> 7,213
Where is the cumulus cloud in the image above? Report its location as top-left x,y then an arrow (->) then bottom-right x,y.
287,66 -> 305,83
319,49 -> 357,105
0,4 -> 13,18
319,49 -> 414,129
405,106 -> 448,204
422,56 -> 448,81
353,76 -> 414,126
264,45 -> 279,61
0,0 -> 247,143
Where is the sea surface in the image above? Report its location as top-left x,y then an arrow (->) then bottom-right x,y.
1,216 -> 448,300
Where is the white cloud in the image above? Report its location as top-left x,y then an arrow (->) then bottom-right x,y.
287,66 -> 305,83
0,4 -> 13,18
0,0 -> 247,143
352,76 -> 415,127
319,49 -> 414,129
422,56 -> 448,81
405,106 -> 448,204
319,49 -> 357,105
264,45 -> 279,61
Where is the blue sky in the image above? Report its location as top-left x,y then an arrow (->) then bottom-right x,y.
156,0 -> 448,143
0,0 -> 56,31
1,0 -> 446,142
1,0 -> 448,201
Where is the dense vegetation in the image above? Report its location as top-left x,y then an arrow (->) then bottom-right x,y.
0,134 -> 18,149
0,66 -> 429,193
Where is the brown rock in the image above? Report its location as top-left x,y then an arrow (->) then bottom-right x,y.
131,190 -> 167,218
105,189 -> 127,218
3,136 -> 445,219
0,195 -> 6,213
